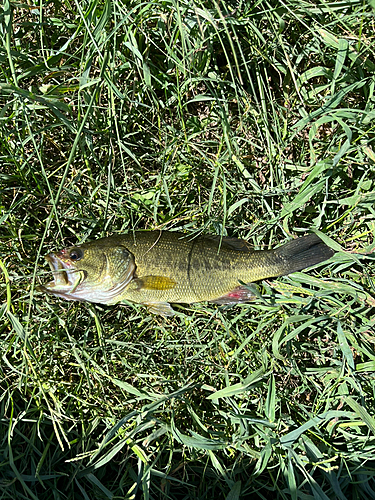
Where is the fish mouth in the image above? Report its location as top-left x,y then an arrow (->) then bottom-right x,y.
39,253 -> 84,296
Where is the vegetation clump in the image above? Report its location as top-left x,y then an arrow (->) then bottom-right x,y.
1,0 -> 375,498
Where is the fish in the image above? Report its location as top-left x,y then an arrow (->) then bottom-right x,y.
38,230 -> 334,316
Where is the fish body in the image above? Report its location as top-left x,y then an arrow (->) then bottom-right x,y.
39,230 -> 334,316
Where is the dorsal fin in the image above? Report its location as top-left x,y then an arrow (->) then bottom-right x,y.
203,235 -> 254,252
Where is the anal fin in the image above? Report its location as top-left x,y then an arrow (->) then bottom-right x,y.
209,285 -> 257,305
144,302 -> 175,317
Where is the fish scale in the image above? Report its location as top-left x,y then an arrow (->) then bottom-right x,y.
39,230 -> 335,316
112,232 -> 257,303
116,232 -> 291,303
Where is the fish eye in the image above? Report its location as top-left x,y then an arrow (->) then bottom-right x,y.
69,248 -> 83,261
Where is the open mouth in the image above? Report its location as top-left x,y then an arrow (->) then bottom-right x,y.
41,253 -> 83,293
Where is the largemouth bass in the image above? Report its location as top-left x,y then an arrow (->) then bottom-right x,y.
39,231 -> 334,316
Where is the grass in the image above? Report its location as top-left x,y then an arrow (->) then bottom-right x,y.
1,0 -> 375,498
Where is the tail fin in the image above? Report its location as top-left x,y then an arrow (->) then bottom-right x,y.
275,234 -> 334,275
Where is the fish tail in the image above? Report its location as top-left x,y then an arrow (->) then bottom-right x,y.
274,233 -> 334,275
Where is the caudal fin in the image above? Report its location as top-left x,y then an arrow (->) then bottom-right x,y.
275,234 -> 334,275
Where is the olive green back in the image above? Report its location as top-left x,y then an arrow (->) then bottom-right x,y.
95,231 -> 282,304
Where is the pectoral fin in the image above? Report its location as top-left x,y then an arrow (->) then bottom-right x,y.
145,302 -> 175,316
128,275 -> 176,291
209,285 -> 257,305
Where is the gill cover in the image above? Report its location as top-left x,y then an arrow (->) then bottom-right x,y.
41,244 -> 136,305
